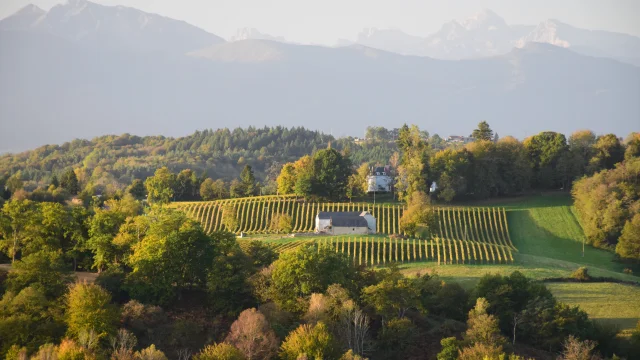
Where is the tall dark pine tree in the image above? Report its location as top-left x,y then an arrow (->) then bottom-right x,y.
128,179 -> 146,199
60,169 -> 80,195
471,121 -> 494,141
240,165 -> 257,196
50,175 -> 59,188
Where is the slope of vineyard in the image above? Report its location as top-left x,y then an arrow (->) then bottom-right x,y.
172,196 -> 515,251
238,236 -> 515,266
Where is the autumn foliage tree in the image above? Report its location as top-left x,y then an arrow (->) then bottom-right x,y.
225,308 -> 279,360
395,125 -> 430,202
399,191 -> 439,239
65,282 -> 120,339
279,322 -> 336,360
616,213 -> 640,260
572,157 -> 640,250
144,167 -> 175,204
193,343 -> 246,360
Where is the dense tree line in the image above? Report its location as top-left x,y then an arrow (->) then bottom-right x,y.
0,127 -> 335,200
414,125 -> 637,203
5,124 -> 634,208
572,156 -> 640,259
1,194 -> 636,358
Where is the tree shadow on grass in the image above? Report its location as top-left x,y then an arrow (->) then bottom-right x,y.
507,210 -> 625,273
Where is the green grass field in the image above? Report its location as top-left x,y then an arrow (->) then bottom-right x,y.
400,193 -> 640,334
546,282 -> 640,333
238,193 -> 640,333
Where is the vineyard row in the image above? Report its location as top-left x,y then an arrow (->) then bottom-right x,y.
238,236 -> 515,266
175,197 -> 515,249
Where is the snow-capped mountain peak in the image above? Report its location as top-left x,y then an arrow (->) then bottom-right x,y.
230,27 -> 286,42
0,0 -> 224,53
18,4 -> 45,15
515,19 -> 570,48
0,4 -> 45,30
458,8 -> 507,30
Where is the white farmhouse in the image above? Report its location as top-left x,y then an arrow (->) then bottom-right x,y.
367,166 -> 393,193
315,211 -> 377,235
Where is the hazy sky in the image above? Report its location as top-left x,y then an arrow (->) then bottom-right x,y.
1,0 -> 639,44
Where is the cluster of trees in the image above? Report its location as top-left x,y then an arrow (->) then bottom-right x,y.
0,187 -> 638,358
2,214 -> 635,359
572,156 -> 640,259
276,148 -> 354,201
0,127 -> 335,201
405,124 -> 639,204
142,165 -> 259,204
3,124 -> 637,207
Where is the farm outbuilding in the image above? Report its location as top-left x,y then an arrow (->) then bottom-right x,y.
315,211 -> 376,235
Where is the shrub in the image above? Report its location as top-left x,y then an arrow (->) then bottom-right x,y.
135,345 -> 168,360
56,339 -> 91,360
570,267 -> 592,281
270,213 -> 293,234
4,345 -> 27,360
30,344 -> 57,360
194,343 -> 246,360
339,349 -> 367,360
437,337 -> 459,360
279,322 -> 336,360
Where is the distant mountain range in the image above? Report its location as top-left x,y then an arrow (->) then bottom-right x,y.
230,27 -> 286,43
1,1 -> 639,153
353,9 -> 640,66
0,0 -> 224,54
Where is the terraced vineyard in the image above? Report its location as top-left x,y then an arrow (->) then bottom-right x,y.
174,195 -> 517,256
174,196 -> 517,265
238,236 -> 515,266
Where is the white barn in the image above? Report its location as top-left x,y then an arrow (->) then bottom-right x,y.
315,211 -> 377,235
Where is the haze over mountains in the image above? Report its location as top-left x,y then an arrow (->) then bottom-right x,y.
353,9 -> 640,65
1,0 -> 639,152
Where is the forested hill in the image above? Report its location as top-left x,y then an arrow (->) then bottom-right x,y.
0,126 -> 395,194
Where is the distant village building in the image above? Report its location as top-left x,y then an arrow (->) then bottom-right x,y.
430,181 -> 438,193
315,211 -> 377,235
446,135 -> 473,144
367,166 -> 393,193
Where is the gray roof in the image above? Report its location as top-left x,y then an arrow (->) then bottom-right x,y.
317,211 -> 361,220
330,216 -> 369,228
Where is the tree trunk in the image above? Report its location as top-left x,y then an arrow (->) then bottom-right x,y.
12,232 -> 17,263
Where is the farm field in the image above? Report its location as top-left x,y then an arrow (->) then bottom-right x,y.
546,282 -> 640,333
232,193 -> 640,337
398,194 -> 637,279
174,195 -> 516,267
238,234 -> 515,266
398,253 -> 639,286
173,195 -> 513,244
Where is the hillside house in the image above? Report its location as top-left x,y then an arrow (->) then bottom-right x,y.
367,166 -> 393,193
446,135 -> 473,144
315,211 -> 377,235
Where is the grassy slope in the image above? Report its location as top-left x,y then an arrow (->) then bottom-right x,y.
397,193 -> 640,331
241,194 -> 640,331
546,282 -> 640,334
